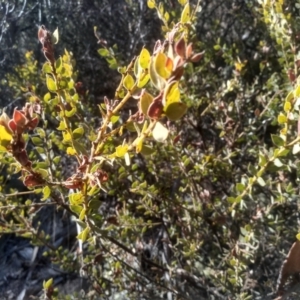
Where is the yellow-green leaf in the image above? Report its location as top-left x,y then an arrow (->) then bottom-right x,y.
154,52 -> 171,79
278,113 -> 287,124
140,91 -> 153,115
55,57 -> 63,73
57,121 -> 66,130
284,101 -> 292,112
43,278 -> 53,289
140,144 -> 154,156
69,192 -> 84,205
65,106 -> 77,117
164,12 -> 170,22
165,102 -> 187,121
123,74 -> 135,91
67,147 -> 77,155
63,131 -> 72,143
46,75 -> 57,92
137,72 -> 150,88
44,92 -> 51,102
42,62 -> 52,74
149,56 -> 166,90
0,125 -> 13,150
147,0 -> 155,9
116,145 -> 129,157
77,226 -> 90,242
163,81 -> 180,105
79,208 -> 86,221
73,127 -> 84,140
295,85 -> 300,97
178,0 -> 188,5
139,48 -> 151,69
42,186 -> 51,201
181,2 -> 190,23
32,137 -> 43,146
136,137 -> 143,153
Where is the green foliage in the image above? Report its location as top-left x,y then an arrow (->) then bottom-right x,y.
1,0 -> 300,299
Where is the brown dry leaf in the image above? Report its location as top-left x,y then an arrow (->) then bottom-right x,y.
277,240 -> 300,294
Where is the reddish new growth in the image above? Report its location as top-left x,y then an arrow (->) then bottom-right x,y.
63,155 -> 108,190
38,25 -> 55,65
0,102 -> 43,187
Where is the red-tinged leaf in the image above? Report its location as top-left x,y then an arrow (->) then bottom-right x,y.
173,134 -> 181,144
63,179 -> 83,189
27,117 -> 39,130
94,169 -> 108,183
175,36 -> 186,58
170,66 -> 184,81
173,56 -> 184,69
147,101 -> 163,119
23,174 -> 44,187
277,240 -> 300,294
186,43 -> 193,59
13,109 -> 27,127
15,149 -> 30,167
8,120 -> 18,133
287,69 -> 296,83
165,57 -> 173,73
38,26 -> 47,43
190,51 -> 205,63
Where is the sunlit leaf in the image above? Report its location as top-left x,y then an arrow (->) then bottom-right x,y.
139,48 -> 151,69
154,52 -> 171,79
116,145 -> 128,157
278,113 -> 287,124
163,81 -> 180,105
149,56 -> 166,90
137,72 -> 150,88
67,147 -> 77,155
42,186 -> 51,201
178,0 -> 188,5
123,74 -> 135,90
147,0 -> 155,9
152,121 -> 169,142
46,75 -> 57,92
42,62 -> 52,74
52,28 -> 59,44
0,125 -> 13,150
65,106 -> 77,117
43,278 -> 53,289
181,2 -> 191,23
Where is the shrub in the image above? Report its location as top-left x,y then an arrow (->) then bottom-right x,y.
1,0 -> 300,299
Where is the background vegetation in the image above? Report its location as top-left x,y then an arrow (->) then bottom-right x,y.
1,0 -> 300,299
